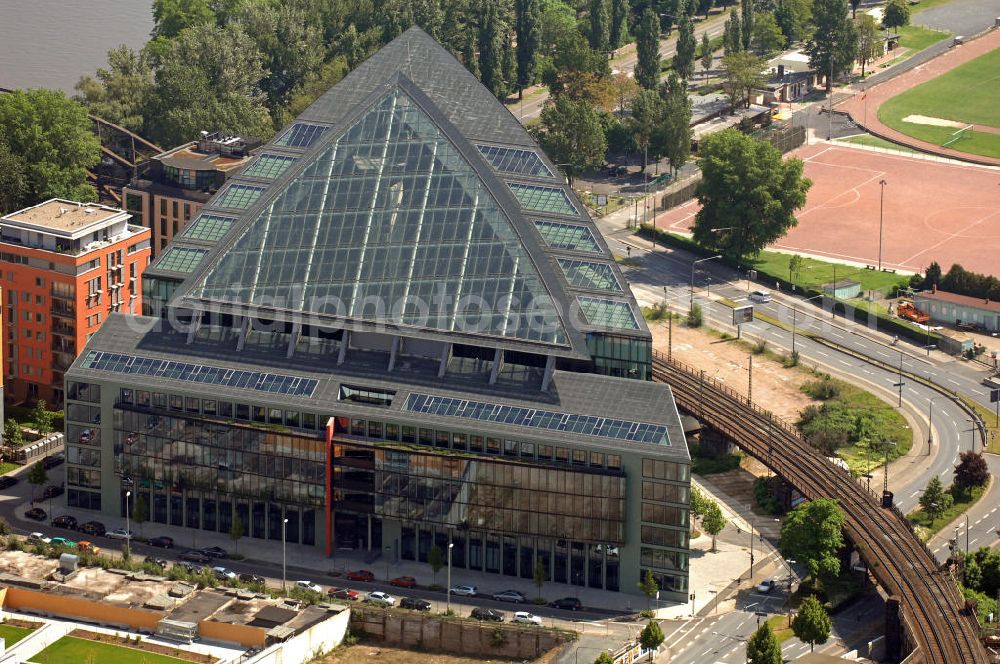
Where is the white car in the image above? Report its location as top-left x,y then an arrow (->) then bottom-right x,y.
756,579 -> 776,594
449,585 -> 477,596
749,289 -> 772,303
366,591 -> 396,607
213,566 -> 237,580
296,580 -> 323,593
512,611 -> 542,626
106,528 -> 134,540
27,532 -> 50,545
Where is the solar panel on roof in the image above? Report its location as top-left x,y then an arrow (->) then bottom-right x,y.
80,351 -> 319,397
402,393 -> 668,445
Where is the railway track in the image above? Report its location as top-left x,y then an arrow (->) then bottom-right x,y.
651,351 -> 988,663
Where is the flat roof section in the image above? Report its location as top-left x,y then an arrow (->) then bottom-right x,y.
2,199 -> 127,236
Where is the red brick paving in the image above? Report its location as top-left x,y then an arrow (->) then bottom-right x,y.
655,144 -> 1000,276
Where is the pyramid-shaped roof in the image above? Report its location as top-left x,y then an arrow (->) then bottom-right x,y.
163,27 -> 647,358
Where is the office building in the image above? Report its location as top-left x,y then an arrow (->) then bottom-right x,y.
0,200 -> 150,406
66,28 -> 691,600
123,132 -> 259,257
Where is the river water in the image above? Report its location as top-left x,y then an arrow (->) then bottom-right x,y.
0,0 -> 153,93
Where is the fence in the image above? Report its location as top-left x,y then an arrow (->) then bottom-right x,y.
3,433 -> 64,465
752,123 -> 807,154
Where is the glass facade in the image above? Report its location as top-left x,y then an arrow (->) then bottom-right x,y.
533,220 -> 601,253
190,88 -> 569,345
558,259 -> 623,292
242,153 -> 297,180
180,214 -> 236,243
586,333 -> 652,381
155,247 -> 208,273
141,275 -> 182,317
215,184 -> 265,210
578,296 -> 640,331
508,183 -> 577,216
475,145 -> 552,178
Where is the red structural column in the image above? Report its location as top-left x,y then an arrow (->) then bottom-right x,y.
325,417 -> 335,557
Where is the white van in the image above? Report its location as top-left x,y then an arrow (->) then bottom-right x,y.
749,290 -> 772,303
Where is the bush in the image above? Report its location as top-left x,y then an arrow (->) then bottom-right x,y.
753,476 -> 783,515
687,303 -> 704,327
753,339 -> 768,355
802,377 -> 840,400
785,350 -> 800,367
639,609 -> 655,618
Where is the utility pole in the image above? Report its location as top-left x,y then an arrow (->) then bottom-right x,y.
878,180 -> 887,271
748,355 -> 753,404
668,306 -> 673,362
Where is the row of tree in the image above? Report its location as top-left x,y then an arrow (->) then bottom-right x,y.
913,262 -> 1000,303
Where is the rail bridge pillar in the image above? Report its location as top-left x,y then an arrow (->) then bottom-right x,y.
885,595 -> 902,661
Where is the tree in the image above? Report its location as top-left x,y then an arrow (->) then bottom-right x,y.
693,129 -> 812,265
534,96 -> 607,184
0,143 -> 28,214
635,8 -> 661,90
3,420 -> 23,447
428,544 -> 444,584
724,9 -> 743,55
152,0 -> 215,39
74,46 -> 154,135
27,463 -> 48,503
589,0 -> 611,51
855,14 -> 881,77
788,254 -> 803,283
133,494 -> 149,536
30,401 -> 53,436
751,12 -> 786,57
638,619 -> 664,661
478,0 -> 508,99
0,89 -> 100,206
918,476 -> 952,524
628,89 -> 667,171
792,595 -> 832,651
533,557 -> 546,597
740,0 -> 754,50
806,0 -> 859,92
660,73 -> 693,176
687,302 -> 703,327
700,32 -> 714,74
690,485 -> 709,521
594,652 -> 615,664
780,498 -> 845,583
229,513 -> 245,555
702,500 -> 727,551
849,0 -> 862,17
720,51 -> 765,111
883,0 -> 910,29
955,450 -> 990,494
611,72 -> 640,114
610,0 -> 630,49
674,13 -> 697,80
775,0 -> 813,43
638,569 -> 659,609
746,622 -> 783,664
697,0 -> 715,20
515,0 -> 542,93
463,30 -> 480,79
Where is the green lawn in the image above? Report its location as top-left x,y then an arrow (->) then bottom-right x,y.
896,24 -> 950,52
838,134 -> 919,153
879,47 -> 1000,158
0,623 -> 34,646
751,251 -> 909,295
29,637 -> 191,664
0,462 -> 20,476
907,484 -> 986,540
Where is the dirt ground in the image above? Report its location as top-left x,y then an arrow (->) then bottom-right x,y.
319,642 -> 563,664
648,318 -> 819,424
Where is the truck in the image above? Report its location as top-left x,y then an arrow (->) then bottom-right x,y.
897,300 -> 930,324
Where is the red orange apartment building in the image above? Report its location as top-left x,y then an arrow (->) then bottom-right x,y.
0,199 -> 151,406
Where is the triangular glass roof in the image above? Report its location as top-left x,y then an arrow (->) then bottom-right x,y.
187,88 -> 569,345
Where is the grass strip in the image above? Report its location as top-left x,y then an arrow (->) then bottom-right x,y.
907,484 -> 986,540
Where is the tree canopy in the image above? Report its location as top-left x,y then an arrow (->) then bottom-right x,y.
747,622 -> 783,664
792,596 -> 832,651
806,0 -> 859,91
780,498 -> 846,582
533,96 -> 608,184
702,500 -> 727,552
693,129 -> 812,264
720,51 -> 765,111
635,7 -> 662,89
883,0 -> 910,29
955,451 -> 989,494
918,476 -> 952,523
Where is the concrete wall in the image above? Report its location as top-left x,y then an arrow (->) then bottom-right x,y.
350,608 -> 569,661
2,587 -> 165,631
198,620 -> 267,649
239,608 -> 350,664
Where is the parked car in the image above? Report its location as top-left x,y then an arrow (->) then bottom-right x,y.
756,579 -> 776,594
79,521 -> 106,537
346,569 -> 375,582
213,566 -> 237,580
25,507 -> 47,521
0,476 -> 18,490
328,587 -> 359,601
449,585 -> 477,597
42,485 -> 64,500
199,546 -> 228,559
52,515 -> 78,530
512,611 -> 542,626
239,573 -> 266,585
106,528 -> 135,541
40,454 -> 64,469
296,580 -> 323,593
148,536 -> 174,549
749,289 -> 772,304
390,575 -> 417,588
492,590 -> 526,603
365,591 -> 395,607
549,597 -> 583,611
179,550 -> 212,564
27,532 -> 50,545
50,537 -> 77,548
144,556 -> 168,569
400,597 -> 431,611
77,541 -> 101,555
177,561 -> 204,574
470,607 -> 504,622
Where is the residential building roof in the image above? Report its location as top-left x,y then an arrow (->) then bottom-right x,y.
2,199 -> 127,236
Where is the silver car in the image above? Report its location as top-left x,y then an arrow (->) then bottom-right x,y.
449,585 -> 477,597
493,590 -> 526,603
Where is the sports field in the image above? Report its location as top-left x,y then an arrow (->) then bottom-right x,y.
878,47 -> 1000,158
29,636 -> 190,664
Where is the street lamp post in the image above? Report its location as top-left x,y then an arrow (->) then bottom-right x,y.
927,397 -> 939,456
878,180 -> 887,271
282,517 -> 289,591
124,490 -> 131,559
446,542 -> 454,614
792,294 -> 825,355
690,255 -> 723,308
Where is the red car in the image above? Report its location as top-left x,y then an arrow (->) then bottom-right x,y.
328,587 -> 359,601
390,575 -> 417,588
346,569 -> 375,582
